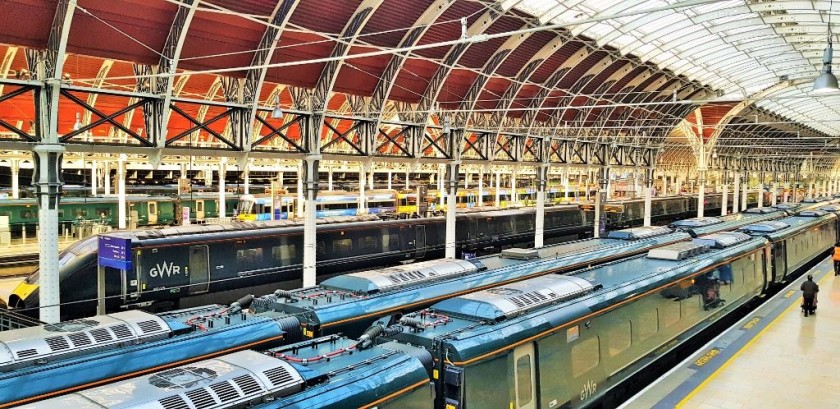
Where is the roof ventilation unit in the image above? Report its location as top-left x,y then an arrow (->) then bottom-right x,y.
798,210 -> 827,217
772,203 -> 800,210
744,207 -> 778,214
432,275 -> 597,321
819,205 -> 840,213
500,248 -> 541,260
606,226 -> 673,240
322,259 -> 479,294
646,242 -> 709,261
739,221 -> 790,234
669,217 -> 723,228
692,232 -> 751,249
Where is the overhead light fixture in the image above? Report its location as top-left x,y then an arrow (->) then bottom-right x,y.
73,112 -> 82,131
271,95 -> 283,119
814,0 -> 840,93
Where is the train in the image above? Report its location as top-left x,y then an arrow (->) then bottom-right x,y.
0,194 -> 240,237
0,206 -> 792,406
8,194 -> 732,320
20,208 -> 838,409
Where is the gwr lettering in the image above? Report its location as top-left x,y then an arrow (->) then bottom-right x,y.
149,262 -> 182,278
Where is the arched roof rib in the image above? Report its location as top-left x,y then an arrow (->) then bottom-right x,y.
1,0 -> 840,168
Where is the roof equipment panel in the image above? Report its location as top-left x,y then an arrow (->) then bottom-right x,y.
692,232 -> 752,249
772,203 -> 800,210
432,275 -> 597,321
744,207 -> 778,214
669,217 -> 723,228
819,205 -> 840,212
606,226 -> 673,240
500,248 -> 541,260
19,350 -> 303,409
646,241 -> 709,261
0,310 -> 170,372
322,259 -> 479,294
739,221 -> 790,234
797,210 -> 827,217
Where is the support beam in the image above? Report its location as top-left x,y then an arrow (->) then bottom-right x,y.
495,170 -> 501,208
445,161 -> 459,259
118,155 -> 126,228
10,159 -> 19,199
732,172 -> 740,213
697,170 -> 705,218
594,166 -> 609,238
302,154 -> 319,287
721,171 -> 728,216
644,168 -> 653,226
535,163 -> 548,248
741,175 -> 748,211
218,159 -> 227,218
104,161 -> 111,196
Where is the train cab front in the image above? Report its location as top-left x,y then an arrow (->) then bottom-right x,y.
7,273 -> 39,315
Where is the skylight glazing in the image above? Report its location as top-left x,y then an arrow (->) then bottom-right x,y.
513,0 -> 840,135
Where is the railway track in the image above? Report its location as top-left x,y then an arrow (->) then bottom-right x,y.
0,255 -> 37,278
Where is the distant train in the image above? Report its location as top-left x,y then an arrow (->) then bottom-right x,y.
0,206 -> 792,406
0,194 -> 240,236
22,209 -> 838,409
8,194 -> 733,321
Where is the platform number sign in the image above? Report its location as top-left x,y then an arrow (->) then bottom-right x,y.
98,235 -> 132,270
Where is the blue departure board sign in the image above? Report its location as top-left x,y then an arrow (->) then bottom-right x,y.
98,235 -> 132,270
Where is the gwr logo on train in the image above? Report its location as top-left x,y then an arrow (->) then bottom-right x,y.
149,262 -> 182,278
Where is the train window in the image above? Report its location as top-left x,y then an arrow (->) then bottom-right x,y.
237,248 -> 263,264
515,354 -> 533,406
606,320 -> 632,357
571,337 -> 600,377
359,236 -> 378,251
74,209 -> 88,217
20,210 -> 34,219
381,233 -> 400,252
333,238 -> 353,254
272,244 -> 296,264
317,241 -> 326,257
95,208 -> 111,217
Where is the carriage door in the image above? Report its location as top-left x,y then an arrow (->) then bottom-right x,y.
415,225 -> 426,258
195,200 -> 205,221
513,342 -> 537,409
147,201 -> 158,224
122,253 -> 141,301
188,245 -> 210,294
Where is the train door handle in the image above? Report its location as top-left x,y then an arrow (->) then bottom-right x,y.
216,265 -> 224,269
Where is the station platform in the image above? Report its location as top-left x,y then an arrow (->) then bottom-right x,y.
621,257 -> 839,409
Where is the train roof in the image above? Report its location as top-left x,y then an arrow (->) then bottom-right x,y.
740,212 -> 836,238
18,350 -> 305,409
392,233 -> 767,362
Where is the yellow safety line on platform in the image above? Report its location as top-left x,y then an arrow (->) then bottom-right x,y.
676,266 -> 832,408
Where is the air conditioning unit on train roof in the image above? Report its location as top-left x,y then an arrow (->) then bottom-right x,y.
692,232 -> 751,249
669,217 -> 722,228
646,241 -> 709,261
797,210 -> 827,217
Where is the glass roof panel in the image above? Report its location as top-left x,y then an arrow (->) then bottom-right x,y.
509,0 -> 840,138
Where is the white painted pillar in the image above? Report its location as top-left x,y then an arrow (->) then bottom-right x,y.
721,174 -> 728,216
741,175 -> 748,211
445,163 -> 457,259
302,157 -> 318,288
783,181 -> 790,203
464,172 -> 470,189
118,155 -> 127,229
327,168 -> 333,191
662,174 -> 669,196
477,168 -> 484,206
438,166 -> 445,208
697,171 -> 705,218
771,181 -> 778,206
405,170 -> 410,190
33,143 -> 65,324
278,171 -> 284,189
296,165 -> 304,218
91,160 -> 98,196
104,161 -> 111,196
510,167 -> 517,206
757,177 -> 764,208
368,168 -> 374,190
387,171 -> 392,190
563,168 -> 570,202
594,186 -> 602,238
643,169 -> 653,226
10,159 -> 19,199
243,167 -> 250,195
218,161 -> 227,218
358,167 -> 367,214
495,171 -> 501,208
732,172 -> 740,213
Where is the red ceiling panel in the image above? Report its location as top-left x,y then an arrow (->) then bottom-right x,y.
360,0 -> 431,48
413,1 -> 483,60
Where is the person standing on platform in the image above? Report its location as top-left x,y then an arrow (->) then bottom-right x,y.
801,274 -> 819,317
833,241 -> 840,275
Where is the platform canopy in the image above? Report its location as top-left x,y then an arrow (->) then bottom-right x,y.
0,0 -> 838,173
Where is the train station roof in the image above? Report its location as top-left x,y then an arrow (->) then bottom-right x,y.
0,0 -> 839,171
